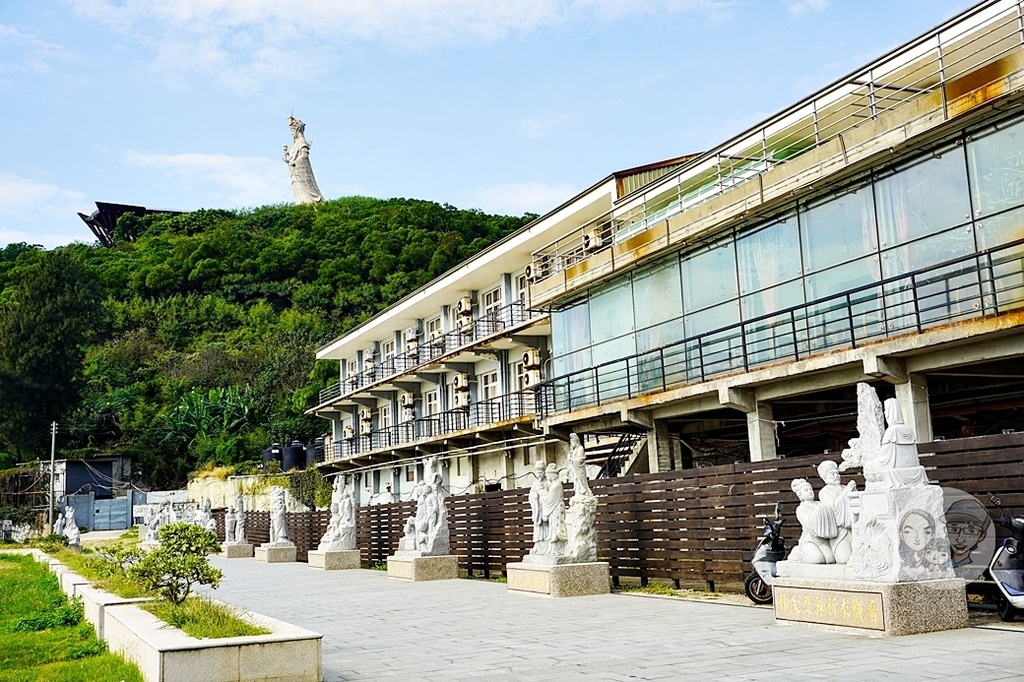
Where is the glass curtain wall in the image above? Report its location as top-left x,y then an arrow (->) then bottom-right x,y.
550,112 -> 1024,396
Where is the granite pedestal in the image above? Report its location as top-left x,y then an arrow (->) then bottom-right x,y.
506,561 -> 610,598
386,554 -> 459,581
773,574 -> 967,636
222,543 -> 253,559
255,545 -> 297,564
308,549 -> 361,570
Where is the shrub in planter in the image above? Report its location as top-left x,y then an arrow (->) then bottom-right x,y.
130,523 -> 222,605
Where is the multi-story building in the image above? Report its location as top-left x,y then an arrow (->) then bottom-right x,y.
313,0 -> 1024,501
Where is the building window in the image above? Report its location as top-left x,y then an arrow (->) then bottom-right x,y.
482,286 -> 502,318
406,468 -> 415,482
513,361 -> 527,391
381,339 -> 395,368
425,390 -> 438,416
480,371 -> 499,400
380,404 -> 391,430
516,273 -> 529,305
426,317 -> 442,336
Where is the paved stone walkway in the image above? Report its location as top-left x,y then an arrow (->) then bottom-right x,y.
200,558 -> 1022,682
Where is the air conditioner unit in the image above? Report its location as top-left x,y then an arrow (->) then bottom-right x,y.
400,392 -> 415,408
359,408 -> 372,423
582,228 -> 604,253
456,315 -> 473,334
523,369 -> 542,388
363,357 -> 376,373
405,337 -> 419,357
359,420 -> 372,436
404,326 -> 418,342
342,425 -> 355,439
455,296 -> 473,315
430,328 -> 445,347
525,256 -> 549,282
453,391 -> 470,409
522,348 -> 541,369
453,372 -> 470,391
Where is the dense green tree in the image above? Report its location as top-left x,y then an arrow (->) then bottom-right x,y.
0,250 -> 105,457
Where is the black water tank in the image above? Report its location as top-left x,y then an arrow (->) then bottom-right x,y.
262,442 -> 283,465
282,440 -> 305,471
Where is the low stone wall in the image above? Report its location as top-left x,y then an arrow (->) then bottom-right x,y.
29,550 -> 323,682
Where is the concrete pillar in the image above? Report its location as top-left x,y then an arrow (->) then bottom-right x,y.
647,420 -> 674,472
747,402 -> 777,462
895,373 -> 932,443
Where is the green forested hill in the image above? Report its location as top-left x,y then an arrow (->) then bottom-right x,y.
0,197 -> 533,487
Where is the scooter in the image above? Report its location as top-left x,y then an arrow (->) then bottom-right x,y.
988,494 -> 1024,622
745,502 -> 786,605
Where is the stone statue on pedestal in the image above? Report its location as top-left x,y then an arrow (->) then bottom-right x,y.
395,458 -> 449,556
565,434 -> 598,563
283,116 -> 325,205
787,478 -> 838,564
267,486 -> 293,547
200,497 -> 216,534
318,477 -> 357,552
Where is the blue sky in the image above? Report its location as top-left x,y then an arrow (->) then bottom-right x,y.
1,0 -> 978,248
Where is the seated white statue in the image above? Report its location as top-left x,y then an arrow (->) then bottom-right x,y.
864,399 -> 929,489
788,478 -> 838,564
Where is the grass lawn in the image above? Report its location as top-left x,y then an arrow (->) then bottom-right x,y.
0,553 -> 143,682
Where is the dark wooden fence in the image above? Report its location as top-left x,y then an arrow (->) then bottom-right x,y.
209,433 -> 1024,587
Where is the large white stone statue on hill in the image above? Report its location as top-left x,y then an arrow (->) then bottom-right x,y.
283,116 -> 325,204
318,477 -> 357,552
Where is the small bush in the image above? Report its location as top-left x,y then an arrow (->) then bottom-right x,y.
33,533 -> 70,554
129,523 -> 222,604
11,597 -> 84,632
141,597 -> 270,639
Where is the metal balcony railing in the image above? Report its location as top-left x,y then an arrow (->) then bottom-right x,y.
531,0 -> 1024,282
537,238 -> 1024,418
317,301 -> 543,406
323,390 -> 537,463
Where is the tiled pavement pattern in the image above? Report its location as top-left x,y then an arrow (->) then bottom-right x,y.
200,557 -> 1022,682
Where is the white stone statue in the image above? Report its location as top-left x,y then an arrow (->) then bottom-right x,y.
235,494 -> 247,544
200,497 -> 217,534
283,116 -> 325,204
816,460 -> 857,563
863,398 -> 929,489
565,434 -> 598,563
267,486 -> 293,547
143,504 -> 162,543
62,505 -> 80,546
224,507 -> 237,543
318,477 -> 357,552
787,478 -> 838,565
395,458 -> 450,556
531,463 -> 568,557
52,509 -> 65,536
527,461 -> 545,547
840,382 -> 884,472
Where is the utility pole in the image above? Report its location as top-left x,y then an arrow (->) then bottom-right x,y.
48,421 -> 57,530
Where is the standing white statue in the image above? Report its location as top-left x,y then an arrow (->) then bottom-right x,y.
224,507 -> 237,544
235,494 -> 247,544
531,463 -> 568,557
318,477 -> 357,551
527,461 -> 546,547
267,486 -> 292,547
395,458 -> 450,556
565,434 -> 598,563
62,505 -> 81,546
52,508 -> 66,536
787,478 -> 838,564
283,116 -> 325,204
200,497 -> 217,534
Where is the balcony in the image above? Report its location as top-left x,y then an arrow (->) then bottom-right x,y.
315,301 -> 544,409
323,390 -> 537,463
529,1 -> 1024,303
537,237 -> 1024,417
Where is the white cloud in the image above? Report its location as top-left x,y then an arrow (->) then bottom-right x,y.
0,172 -> 88,218
463,181 -> 578,216
0,24 -> 74,76
122,151 -> 290,208
70,1 -> 734,90
784,0 -> 829,17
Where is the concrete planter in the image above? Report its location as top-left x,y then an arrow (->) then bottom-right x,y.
34,551 -> 322,682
